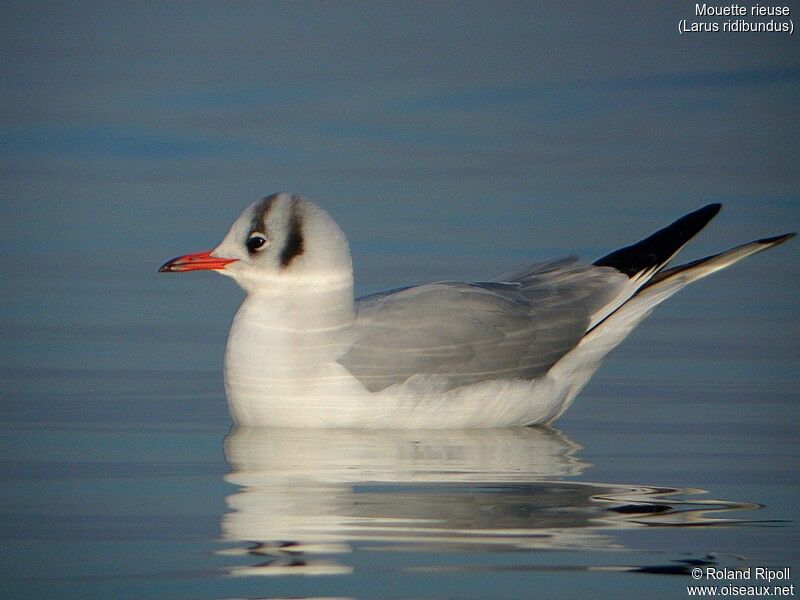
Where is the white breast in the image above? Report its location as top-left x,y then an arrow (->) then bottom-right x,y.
223,273 -> 369,425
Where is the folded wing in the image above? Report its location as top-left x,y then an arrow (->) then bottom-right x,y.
339,258 -> 628,392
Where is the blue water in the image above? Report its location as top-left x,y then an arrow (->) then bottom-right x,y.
2,3 -> 799,598
1,247 -> 798,599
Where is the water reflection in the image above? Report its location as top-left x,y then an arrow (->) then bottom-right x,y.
221,427 -> 759,577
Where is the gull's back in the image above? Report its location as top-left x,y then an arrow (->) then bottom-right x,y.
339,257 -> 629,392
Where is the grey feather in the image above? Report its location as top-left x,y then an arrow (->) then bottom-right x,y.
339,258 -> 629,392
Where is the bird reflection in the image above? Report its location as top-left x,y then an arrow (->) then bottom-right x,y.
220,427 -> 759,576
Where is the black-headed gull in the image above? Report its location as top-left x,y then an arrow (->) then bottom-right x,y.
160,193 -> 792,427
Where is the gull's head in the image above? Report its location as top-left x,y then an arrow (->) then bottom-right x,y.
159,193 -> 352,293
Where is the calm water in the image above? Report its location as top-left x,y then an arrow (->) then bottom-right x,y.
1,249 -> 798,600
3,3 -> 799,598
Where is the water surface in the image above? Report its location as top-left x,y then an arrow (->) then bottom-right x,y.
2,4 -> 798,596
1,256 -> 797,598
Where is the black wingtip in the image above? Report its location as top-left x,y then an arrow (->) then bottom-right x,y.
756,232 -> 795,246
673,202 -> 722,229
594,204 -> 723,277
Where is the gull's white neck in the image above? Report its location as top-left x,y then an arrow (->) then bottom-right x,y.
224,271 -> 356,424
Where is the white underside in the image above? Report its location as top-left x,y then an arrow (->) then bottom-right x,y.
227,367 -> 565,428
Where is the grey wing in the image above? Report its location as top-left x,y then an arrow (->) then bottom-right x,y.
339,258 -> 628,392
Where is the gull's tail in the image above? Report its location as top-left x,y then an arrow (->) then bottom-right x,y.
588,230 -> 795,339
541,211 -> 793,424
587,204 -> 722,329
642,233 -> 795,289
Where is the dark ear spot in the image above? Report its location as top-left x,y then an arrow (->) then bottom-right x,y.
280,200 -> 304,268
251,194 -> 280,234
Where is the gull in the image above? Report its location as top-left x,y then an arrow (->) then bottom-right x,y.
160,193 -> 792,427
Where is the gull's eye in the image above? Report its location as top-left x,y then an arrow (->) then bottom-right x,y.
246,233 -> 268,253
